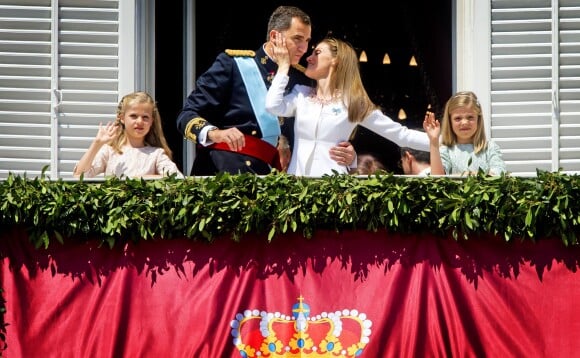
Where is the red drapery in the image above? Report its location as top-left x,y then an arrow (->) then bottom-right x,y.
2,226 -> 580,357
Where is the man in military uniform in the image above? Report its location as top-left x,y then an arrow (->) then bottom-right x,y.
177,5 -> 355,176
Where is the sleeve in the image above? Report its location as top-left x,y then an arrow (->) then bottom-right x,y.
361,110 -> 430,152
486,141 -> 507,175
280,67 -> 314,152
265,73 -> 298,117
155,150 -> 185,178
78,146 -> 110,178
176,52 -> 234,144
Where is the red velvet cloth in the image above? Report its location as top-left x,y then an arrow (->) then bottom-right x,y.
2,227 -> 580,357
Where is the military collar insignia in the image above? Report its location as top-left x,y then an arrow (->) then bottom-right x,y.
225,49 -> 256,57
292,63 -> 306,73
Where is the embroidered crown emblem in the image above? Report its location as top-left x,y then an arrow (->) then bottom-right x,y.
230,296 -> 372,357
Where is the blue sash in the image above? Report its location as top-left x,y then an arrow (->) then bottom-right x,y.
234,57 -> 280,146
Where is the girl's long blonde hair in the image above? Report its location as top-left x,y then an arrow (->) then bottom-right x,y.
440,91 -> 487,154
110,91 -> 173,159
323,37 -> 377,123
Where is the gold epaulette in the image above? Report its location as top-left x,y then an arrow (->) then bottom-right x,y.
292,63 -> 306,73
225,49 -> 255,57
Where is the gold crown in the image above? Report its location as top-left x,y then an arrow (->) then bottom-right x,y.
230,296 -> 372,357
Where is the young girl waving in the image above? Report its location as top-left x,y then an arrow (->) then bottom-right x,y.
425,91 -> 506,176
74,91 -> 183,178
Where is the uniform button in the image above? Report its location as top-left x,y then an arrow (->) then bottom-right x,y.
245,160 -> 252,166
251,130 -> 257,135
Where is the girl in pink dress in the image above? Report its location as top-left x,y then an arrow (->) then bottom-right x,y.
74,91 -> 183,178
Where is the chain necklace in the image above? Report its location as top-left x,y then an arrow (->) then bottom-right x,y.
309,89 -> 342,106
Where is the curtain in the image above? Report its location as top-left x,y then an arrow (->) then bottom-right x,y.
2,227 -> 580,357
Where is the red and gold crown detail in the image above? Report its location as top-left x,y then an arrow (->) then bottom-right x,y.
230,295 -> 372,357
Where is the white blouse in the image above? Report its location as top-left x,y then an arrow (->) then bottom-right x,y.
80,145 -> 183,178
266,73 -> 430,176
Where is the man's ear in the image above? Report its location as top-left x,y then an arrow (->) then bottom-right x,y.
405,151 -> 414,164
268,29 -> 278,42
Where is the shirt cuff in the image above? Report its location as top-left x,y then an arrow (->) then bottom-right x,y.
199,126 -> 218,146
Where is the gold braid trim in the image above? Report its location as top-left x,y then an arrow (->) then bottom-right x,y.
292,63 -> 306,73
225,49 -> 256,57
184,117 -> 207,142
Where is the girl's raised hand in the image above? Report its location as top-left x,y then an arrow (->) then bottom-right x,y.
95,121 -> 120,145
423,111 -> 440,144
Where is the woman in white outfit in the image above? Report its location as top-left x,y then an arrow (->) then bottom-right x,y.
266,35 -> 430,176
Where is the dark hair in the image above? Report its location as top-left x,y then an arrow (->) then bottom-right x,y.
400,147 -> 430,164
353,153 -> 386,175
266,6 -> 311,41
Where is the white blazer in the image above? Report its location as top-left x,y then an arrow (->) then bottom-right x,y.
266,73 -> 430,176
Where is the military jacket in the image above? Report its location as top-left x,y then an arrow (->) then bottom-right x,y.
176,46 -> 312,175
